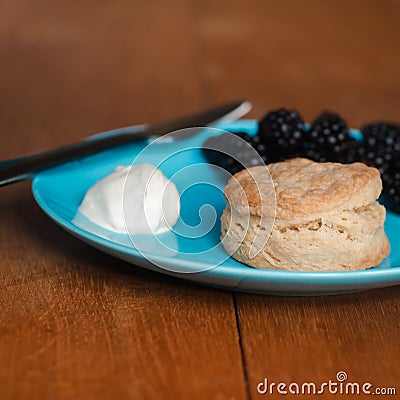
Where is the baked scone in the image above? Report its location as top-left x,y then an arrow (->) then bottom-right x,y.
221,158 -> 390,271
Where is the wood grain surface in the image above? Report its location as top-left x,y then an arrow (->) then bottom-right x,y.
1,1 -> 400,399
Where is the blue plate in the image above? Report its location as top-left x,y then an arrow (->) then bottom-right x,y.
32,120 -> 400,295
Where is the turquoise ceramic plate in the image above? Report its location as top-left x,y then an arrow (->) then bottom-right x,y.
32,120 -> 400,295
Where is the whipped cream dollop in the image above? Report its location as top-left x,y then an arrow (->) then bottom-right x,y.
78,163 -> 180,234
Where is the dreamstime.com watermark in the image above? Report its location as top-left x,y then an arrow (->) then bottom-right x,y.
257,371 -> 396,396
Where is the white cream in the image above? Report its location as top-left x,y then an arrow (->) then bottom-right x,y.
78,163 -> 180,234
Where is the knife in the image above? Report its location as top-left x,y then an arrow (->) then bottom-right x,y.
0,101 -> 251,187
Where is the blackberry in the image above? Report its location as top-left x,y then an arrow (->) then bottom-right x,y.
248,134 -> 269,164
258,108 -> 305,160
356,143 -> 393,175
382,158 -> 400,214
202,132 -> 269,175
359,122 -> 400,174
301,111 -> 358,163
385,185 -> 400,214
333,138 -> 364,164
361,122 -> 400,151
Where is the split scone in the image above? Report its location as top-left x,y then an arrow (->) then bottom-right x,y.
221,158 -> 390,271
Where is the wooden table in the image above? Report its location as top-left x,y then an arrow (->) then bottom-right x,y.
1,1 -> 399,399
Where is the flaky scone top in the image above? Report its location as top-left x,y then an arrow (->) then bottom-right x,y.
224,158 -> 382,223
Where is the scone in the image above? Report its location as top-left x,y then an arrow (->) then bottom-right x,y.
221,158 -> 390,271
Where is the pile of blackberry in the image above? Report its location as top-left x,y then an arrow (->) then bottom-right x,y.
202,108 -> 400,214
202,132 -> 268,175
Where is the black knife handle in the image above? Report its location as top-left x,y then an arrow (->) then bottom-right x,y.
0,129 -> 149,186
